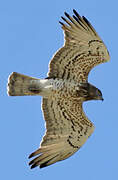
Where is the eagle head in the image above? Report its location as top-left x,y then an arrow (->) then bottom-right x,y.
78,82 -> 104,101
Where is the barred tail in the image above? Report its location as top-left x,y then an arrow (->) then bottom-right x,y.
7,72 -> 41,96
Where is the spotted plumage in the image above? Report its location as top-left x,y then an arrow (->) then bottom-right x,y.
7,9 -> 110,169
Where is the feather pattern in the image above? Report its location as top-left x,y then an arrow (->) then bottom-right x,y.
48,9 -> 110,82
29,98 -> 94,168
7,9 -> 110,169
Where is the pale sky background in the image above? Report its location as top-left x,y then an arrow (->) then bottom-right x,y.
0,0 -> 118,179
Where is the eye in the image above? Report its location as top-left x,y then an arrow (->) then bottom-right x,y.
82,90 -> 88,96
77,89 -> 88,97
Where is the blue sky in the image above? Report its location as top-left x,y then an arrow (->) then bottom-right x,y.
0,0 -> 118,179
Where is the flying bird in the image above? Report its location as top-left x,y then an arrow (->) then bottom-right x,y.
7,9 -> 110,169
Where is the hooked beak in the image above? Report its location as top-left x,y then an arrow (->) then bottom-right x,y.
96,96 -> 104,101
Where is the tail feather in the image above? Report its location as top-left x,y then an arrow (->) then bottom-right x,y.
7,72 -> 41,96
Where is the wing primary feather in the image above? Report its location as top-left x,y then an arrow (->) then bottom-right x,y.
73,9 -> 98,36
30,154 -> 59,169
61,11 -> 88,32
30,163 -> 38,169
64,12 -> 74,23
82,16 -> 92,27
64,12 -> 86,30
73,9 -> 82,21
59,21 -> 64,26
29,153 -> 34,159
72,15 -> 88,31
64,12 -> 71,18
29,152 -> 36,159
29,159 -> 35,166
61,16 -> 72,26
28,148 -> 42,159
82,16 -> 97,36
59,21 -> 71,31
73,9 -> 91,31
40,154 -> 59,169
72,15 -> 79,23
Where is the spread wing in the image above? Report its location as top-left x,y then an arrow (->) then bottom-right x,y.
48,9 -> 110,82
29,98 -> 94,168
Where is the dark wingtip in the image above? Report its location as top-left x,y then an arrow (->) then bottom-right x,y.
59,21 -> 64,26
30,163 -> 37,169
29,162 -> 32,166
30,162 -> 47,169
29,159 -> 34,166
64,12 -> 69,18
73,9 -> 76,13
73,9 -> 79,16
40,163 -> 48,169
28,153 -> 34,159
61,16 -> 66,22
73,15 -> 79,23
82,16 -> 89,24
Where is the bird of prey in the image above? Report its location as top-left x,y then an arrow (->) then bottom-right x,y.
7,9 -> 110,169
